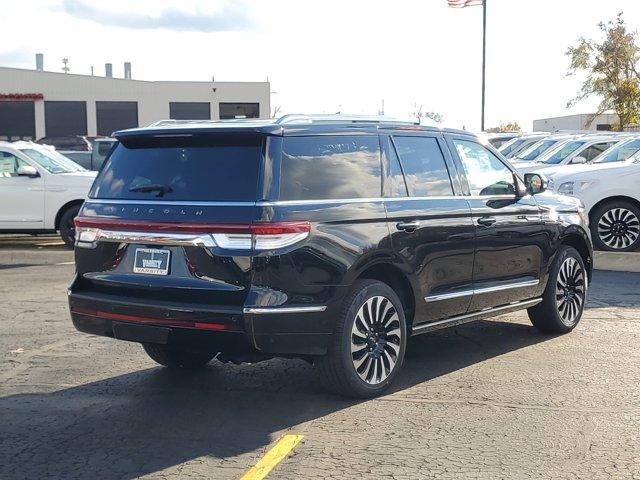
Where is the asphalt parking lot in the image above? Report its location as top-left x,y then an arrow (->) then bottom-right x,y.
1,236 -> 640,479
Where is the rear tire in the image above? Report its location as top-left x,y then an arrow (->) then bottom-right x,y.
528,246 -> 587,334
59,205 -> 81,248
590,200 -> 640,252
316,279 -> 407,398
142,343 -> 216,369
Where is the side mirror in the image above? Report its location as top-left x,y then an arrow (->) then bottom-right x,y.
17,165 -> 39,178
524,173 -> 548,195
514,172 -> 527,197
572,156 -> 587,165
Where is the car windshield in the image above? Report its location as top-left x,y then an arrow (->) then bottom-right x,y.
517,140 -> 559,161
498,138 -> 526,157
542,141 -> 586,164
594,139 -> 640,163
19,148 -> 85,174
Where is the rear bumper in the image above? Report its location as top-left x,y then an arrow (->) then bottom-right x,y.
68,290 -> 334,356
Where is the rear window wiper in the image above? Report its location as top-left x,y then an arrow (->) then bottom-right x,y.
129,183 -> 173,197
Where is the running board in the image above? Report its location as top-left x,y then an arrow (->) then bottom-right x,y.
410,298 -> 542,336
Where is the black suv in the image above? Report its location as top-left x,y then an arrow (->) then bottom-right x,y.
68,115 -> 593,397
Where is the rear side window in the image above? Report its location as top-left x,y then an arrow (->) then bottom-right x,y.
90,134 -> 263,201
279,136 -> 381,201
580,141 -> 616,162
391,136 -> 453,197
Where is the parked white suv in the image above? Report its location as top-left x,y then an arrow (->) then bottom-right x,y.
0,142 -> 97,247
546,142 -> 640,251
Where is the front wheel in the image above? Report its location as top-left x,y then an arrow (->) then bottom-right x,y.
316,280 -> 407,398
528,246 -> 587,333
590,201 -> 640,251
142,343 -> 216,369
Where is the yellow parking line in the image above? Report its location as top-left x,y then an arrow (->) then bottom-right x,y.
240,434 -> 304,480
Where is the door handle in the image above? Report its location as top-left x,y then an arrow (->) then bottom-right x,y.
477,217 -> 497,226
396,221 -> 420,232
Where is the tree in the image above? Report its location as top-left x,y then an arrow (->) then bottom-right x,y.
485,121 -> 522,133
412,103 -> 444,124
566,12 -> 640,131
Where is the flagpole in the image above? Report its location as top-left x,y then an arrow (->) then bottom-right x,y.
481,0 -> 487,131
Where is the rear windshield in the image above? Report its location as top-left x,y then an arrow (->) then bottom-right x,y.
90,134 -> 263,201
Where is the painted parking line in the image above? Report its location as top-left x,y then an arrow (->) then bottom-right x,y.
240,434 -> 304,480
37,241 -> 66,246
55,261 -> 75,265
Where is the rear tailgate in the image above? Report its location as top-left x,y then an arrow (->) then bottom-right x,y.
72,132 -> 264,314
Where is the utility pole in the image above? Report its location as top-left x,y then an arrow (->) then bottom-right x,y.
61,58 -> 70,74
481,0 -> 487,131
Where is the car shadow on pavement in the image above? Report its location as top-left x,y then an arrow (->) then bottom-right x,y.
0,318 -> 556,480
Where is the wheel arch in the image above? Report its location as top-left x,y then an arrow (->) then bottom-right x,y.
54,199 -> 84,230
560,229 -> 593,281
588,195 -> 640,221
355,263 -> 416,329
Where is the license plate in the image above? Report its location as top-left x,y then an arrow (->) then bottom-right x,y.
133,248 -> 171,275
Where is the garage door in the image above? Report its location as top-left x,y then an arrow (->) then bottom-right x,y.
96,102 -> 138,136
45,101 -> 87,136
0,101 -> 36,140
170,102 -> 211,120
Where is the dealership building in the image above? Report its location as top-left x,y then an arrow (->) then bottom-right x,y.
0,57 -> 270,141
533,113 -> 619,132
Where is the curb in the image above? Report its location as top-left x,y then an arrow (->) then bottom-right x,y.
594,251 -> 640,273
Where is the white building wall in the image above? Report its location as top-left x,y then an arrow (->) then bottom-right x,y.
533,113 -> 619,132
0,66 -> 270,137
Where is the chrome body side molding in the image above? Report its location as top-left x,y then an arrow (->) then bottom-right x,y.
411,298 -> 542,336
424,279 -> 540,303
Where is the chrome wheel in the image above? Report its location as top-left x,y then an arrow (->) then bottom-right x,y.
555,257 -> 586,326
597,207 -> 640,250
350,295 -> 402,385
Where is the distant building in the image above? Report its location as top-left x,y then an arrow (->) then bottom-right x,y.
0,55 -> 270,140
533,113 -> 619,132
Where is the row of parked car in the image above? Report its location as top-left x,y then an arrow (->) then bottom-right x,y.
483,131 -> 640,252
1,124 -> 639,253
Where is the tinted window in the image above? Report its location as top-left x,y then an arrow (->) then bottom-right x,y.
580,142 -> 616,162
45,101 -> 87,136
91,134 -> 263,201
219,103 -> 260,120
96,102 -> 138,136
392,136 -> 453,197
279,136 -> 381,201
385,138 -> 408,197
454,139 -> 515,196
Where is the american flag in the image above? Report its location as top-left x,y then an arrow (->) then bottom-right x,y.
447,0 -> 483,7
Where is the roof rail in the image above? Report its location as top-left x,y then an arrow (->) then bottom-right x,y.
275,114 -> 417,125
147,119 -> 227,127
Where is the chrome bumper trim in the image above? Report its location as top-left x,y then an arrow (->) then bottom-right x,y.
79,229 -> 217,248
243,306 -> 327,315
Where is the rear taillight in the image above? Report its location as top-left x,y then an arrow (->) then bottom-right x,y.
74,217 -> 310,251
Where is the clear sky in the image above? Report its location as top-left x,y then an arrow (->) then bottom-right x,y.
2,0 -> 640,131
